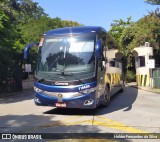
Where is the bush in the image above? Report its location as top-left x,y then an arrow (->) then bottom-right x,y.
126,70 -> 136,82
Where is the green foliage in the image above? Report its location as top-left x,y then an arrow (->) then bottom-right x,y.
62,20 -> 83,27
20,16 -> 53,44
109,17 -> 133,55
109,17 -> 134,82
121,14 -> 160,50
126,70 -> 136,82
108,1 -> 160,81
0,9 -> 18,66
0,0 -> 83,89
145,0 -> 160,5
0,11 -> 9,30
20,17 -> 83,47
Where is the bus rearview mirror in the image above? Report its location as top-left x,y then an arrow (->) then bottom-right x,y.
24,42 -> 39,59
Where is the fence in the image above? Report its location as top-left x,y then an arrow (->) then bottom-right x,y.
0,64 -> 22,93
153,68 -> 160,89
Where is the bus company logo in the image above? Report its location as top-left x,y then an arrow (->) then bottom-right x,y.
58,94 -> 63,98
78,85 -> 90,90
55,82 -> 69,86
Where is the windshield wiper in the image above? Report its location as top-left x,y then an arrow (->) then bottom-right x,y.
38,78 -> 45,83
75,76 -> 85,84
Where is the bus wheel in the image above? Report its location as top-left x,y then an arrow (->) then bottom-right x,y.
101,86 -> 110,107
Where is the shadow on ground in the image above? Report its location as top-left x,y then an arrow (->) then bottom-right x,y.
96,86 -> 138,115
0,114 -> 132,142
44,86 -> 138,116
44,108 -> 97,116
0,89 -> 34,104
0,114 -> 99,133
0,86 -> 138,116
0,86 -> 137,142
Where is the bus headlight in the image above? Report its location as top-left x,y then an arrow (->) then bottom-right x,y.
34,86 -> 43,93
80,87 -> 97,94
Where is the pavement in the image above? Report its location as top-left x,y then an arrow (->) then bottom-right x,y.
126,82 -> 160,94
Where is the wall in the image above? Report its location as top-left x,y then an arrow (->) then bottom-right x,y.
133,46 -> 153,87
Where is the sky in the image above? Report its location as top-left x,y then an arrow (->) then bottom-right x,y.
32,0 -> 158,31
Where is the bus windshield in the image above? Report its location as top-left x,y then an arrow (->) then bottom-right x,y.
36,34 -> 96,81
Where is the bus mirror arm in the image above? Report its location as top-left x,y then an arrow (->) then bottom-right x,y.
24,42 -> 39,60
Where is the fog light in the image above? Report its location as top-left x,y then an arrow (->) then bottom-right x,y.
84,99 -> 94,105
34,97 -> 41,104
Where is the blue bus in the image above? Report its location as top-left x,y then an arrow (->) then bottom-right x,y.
24,26 -> 122,109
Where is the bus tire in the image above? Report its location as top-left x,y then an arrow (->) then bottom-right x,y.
101,85 -> 110,107
120,81 -> 125,93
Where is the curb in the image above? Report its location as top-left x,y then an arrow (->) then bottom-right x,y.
126,83 -> 160,94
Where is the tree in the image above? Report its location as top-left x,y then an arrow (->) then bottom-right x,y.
0,10 -> 18,64
144,0 -> 160,67
122,15 -> 160,49
109,17 -> 134,82
121,14 -> 160,67
0,0 -> 84,92
145,0 -> 160,5
0,0 -> 48,52
109,17 -> 133,55
145,0 -> 160,17
0,0 -> 48,91
62,20 -> 83,27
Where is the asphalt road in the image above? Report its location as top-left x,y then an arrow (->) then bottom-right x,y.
0,86 -> 160,142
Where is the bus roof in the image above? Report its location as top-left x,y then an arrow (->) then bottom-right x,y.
44,26 -> 107,36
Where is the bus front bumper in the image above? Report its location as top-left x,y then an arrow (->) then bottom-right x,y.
34,91 -> 97,109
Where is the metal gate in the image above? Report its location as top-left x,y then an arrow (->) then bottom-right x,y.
153,68 -> 160,89
0,64 -> 22,93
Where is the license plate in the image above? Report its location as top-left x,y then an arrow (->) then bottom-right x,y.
55,103 -> 66,107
